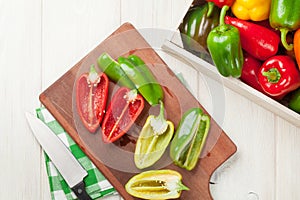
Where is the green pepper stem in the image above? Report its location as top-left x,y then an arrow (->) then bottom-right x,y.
280,28 -> 294,51
207,2 -> 215,18
177,181 -> 190,191
219,5 -> 229,26
262,68 -> 281,83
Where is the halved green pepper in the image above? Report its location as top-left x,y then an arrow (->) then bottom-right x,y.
269,0 -> 300,51
170,107 -> 210,171
97,53 -> 135,89
125,169 -> 189,199
207,5 -> 244,78
127,54 -> 164,103
118,56 -> 163,106
134,101 -> 174,169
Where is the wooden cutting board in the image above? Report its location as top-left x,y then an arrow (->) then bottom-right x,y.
40,23 -> 237,200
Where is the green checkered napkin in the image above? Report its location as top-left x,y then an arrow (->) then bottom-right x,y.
36,107 -> 116,200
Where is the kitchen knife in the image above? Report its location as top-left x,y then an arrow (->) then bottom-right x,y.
25,112 -> 92,200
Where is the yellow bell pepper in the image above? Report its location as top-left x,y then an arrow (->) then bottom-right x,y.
231,0 -> 271,21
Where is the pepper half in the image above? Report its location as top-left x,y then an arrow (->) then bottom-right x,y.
97,52 -> 135,89
258,55 -> 300,100
125,169 -> 189,200
118,56 -> 163,106
76,65 -> 109,133
101,87 -> 144,143
207,5 -> 244,78
134,101 -> 174,169
269,0 -> 300,51
127,54 -> 164,105
170,108 -> 210,171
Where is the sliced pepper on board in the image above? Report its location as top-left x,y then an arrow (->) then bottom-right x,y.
258,55 -> 300,100
134,101 -> 174,169
231,0 -> 271,21
127,54 -> 164,105
97,52 -> 135,89
207,5 -> 244,78
118,56 -> 163,106
101,87 -> 144,143
179,2 -> 220,53
170,108 -> 210,171
269,0 -> 300,51
225,16 -> 280,61
125,169 -> 189,200
76,65 -> 109,133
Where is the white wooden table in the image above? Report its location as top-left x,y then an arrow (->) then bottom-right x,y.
1,0 -> 300,199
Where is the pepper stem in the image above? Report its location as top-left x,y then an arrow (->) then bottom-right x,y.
88,64 -> 100,84
262,68 -> 281,83
150,100 -> 168,135
219,5 -> 229,26
206,2 -> 215,18
280,28 -> 293,51
177,181 -> 190,191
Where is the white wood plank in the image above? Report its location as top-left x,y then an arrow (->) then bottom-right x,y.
0,0 -> 42,199
210,89 -> 276,200
42,0 -> 121,90
276,118 -> 300,200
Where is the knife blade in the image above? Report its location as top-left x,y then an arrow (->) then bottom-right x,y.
25,112 -> 92,200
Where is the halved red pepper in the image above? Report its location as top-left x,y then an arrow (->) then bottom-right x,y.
258,55 -> 300,100
76,65 -> 109,133
225,16 -> 280,61
101,87 -> 144,143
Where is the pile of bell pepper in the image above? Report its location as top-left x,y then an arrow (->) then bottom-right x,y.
180,0 -> 300,114
75,52 -> 212,199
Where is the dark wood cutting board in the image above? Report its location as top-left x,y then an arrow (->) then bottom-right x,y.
40,23 -> 237,200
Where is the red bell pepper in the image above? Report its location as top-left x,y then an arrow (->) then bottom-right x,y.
258,55 -> 300,100
241,53 -> 265,93
102,87 -> 144,143
225,16 -> 280,61
76,65 -> 109,133
206,0 -> 234,8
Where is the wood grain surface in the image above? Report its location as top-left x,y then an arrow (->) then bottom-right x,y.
39,23 -> 236,199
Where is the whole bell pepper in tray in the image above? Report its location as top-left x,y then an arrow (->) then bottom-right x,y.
269,0 -> 300,51
206,0 -> 234,8
179,2 -> 220,58
76,65 -> 109,133
258,55 -> 300,100
207,5 -> 244,78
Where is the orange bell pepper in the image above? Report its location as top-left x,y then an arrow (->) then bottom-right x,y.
294,29 -> 300,69
231,0 -> 271,21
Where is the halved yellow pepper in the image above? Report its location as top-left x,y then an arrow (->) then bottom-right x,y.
231,0 -> 271,21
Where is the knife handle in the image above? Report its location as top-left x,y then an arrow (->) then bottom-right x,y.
72,181 -> 92,200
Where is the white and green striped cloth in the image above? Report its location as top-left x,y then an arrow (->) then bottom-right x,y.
36,107 -> 116,200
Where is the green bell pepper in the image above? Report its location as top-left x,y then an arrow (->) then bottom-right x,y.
289,88 -> 300,113
134,101 -> 174,169
170,107 -> 210,171
118,56 -> 163,106
269,0 -> 300,51
97,53 -> 135,89
127,54 -> 164,103
179,2 -> 220,53
207,5 -> 244,78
